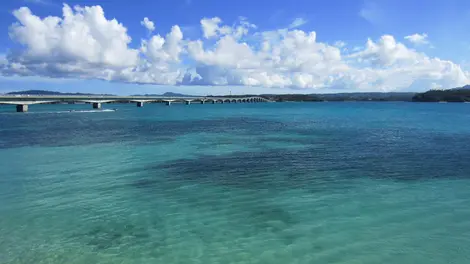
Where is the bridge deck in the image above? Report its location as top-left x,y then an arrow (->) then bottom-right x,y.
0,95 -> 271,112
0,95 -> 269,102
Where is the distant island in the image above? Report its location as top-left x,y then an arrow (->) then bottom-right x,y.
5,88 -> 470,103
132,92 -> 196,97
5,90 -> 113,96
6,90 -> 198,98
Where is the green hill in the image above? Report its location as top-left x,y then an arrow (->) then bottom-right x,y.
412,89 -> 470,102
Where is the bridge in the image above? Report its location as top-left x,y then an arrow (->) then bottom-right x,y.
0,95 -> 270,112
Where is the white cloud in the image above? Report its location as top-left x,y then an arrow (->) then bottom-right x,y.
200,17 -> 255,40
334,41 -> 346,48
5,4 -> 139,79
405,33 -> 429,45
2,4 -> 469,92
141,25 -> 183,63
200,17 -> 228,39
184,29 -> 349,88
288,18 -> 308,29
350,35 -> 419,66
347,35 -> 468,91
141,17 -> 155,32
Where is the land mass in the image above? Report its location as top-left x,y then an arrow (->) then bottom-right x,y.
132,92 -> 196,97
5,88 -> 470,103
0,90 -> 420,102
6,90 -> 114,96
263,92 -> 415,102
412,88 -> 470,102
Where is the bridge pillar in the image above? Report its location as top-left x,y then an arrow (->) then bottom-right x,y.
185,101 -> 191,105
212,101 -> 216,104
136,101 -> 144,107
92,102 -> 101,109
165,101 -> 172,106
16,104 -> 28,113
200,101 -> 205,104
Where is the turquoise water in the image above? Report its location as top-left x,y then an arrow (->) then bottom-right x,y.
1,102 -> 470,263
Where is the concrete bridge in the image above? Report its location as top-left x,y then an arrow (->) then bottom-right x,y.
0,95 -> 270,112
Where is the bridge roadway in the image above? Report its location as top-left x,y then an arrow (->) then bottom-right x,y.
0,95 -> 270,112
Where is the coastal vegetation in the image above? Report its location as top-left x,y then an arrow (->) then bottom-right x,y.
264,93 -> 415,102
5,90 -> 105,96
412,88 -> 470,102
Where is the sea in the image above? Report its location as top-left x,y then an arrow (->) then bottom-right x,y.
0,102 -> 469,264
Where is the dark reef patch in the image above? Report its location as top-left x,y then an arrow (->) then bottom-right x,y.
150,126 -> 470,186
130,178 -> 160,189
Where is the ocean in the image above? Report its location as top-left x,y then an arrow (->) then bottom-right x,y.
0,102 -> 469,263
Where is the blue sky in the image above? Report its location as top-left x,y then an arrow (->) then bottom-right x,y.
1,0 -> 470,95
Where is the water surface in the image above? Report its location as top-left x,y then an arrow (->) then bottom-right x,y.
1,102 -> 469,263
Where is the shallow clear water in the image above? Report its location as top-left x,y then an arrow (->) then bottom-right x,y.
1,102 -> 470,263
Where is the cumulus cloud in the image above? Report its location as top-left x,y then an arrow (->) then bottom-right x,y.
4,4 -> 139,81
199,17 -> 255,40
141,17 -> 155,32
347,35 -> 468,90
350,35 -> 419,66
2,4 -> 469,92
200,17 -> 230,39
405,33 -> 429,45
183,28 -> 349,89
